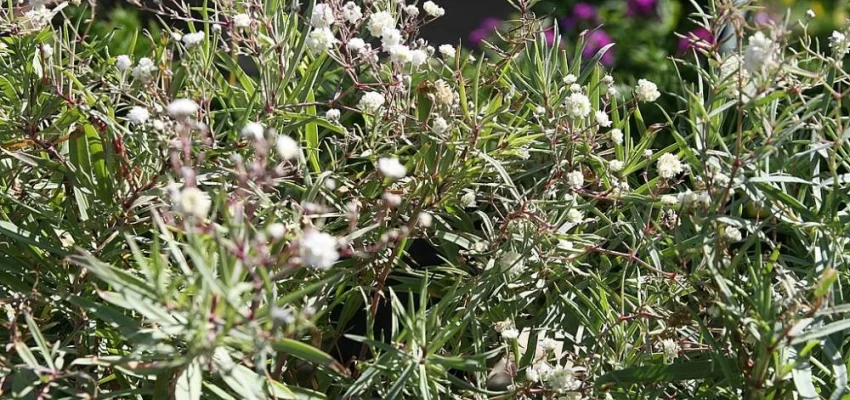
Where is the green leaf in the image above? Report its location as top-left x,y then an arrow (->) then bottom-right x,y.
596,360 -> 728,386
271,339 -> 349,377
175,359 -> 202,400
304,89 -> 321,174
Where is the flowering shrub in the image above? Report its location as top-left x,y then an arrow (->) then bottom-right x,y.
1,0 -> 850,399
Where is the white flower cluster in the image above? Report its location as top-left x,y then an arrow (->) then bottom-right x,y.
744,32 -> 777,74
657,153 -> 683,179
182,31 -> 205,48
422,1 -> 445,17
635,79 -> 660,102
358,91 -> 386,113
175,187 -> 212,218
299,229 -> 340,269
127,107 -> 150,125
660,338 -> 680,363
829,30 -> 850,59
526,361 -> 583,394
377,157 -> 406,180
132,57 -> 156,81
564,92 -> 591,119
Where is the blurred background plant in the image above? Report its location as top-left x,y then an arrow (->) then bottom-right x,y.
473,0 -> 849,101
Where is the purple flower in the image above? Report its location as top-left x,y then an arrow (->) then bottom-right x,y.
468,17 -> 502,46
561,2 -> 597,31
544,29 -> 557,47
582,30 -> 615,66
626,0 -> 658,17
573,2 -> 597,21
753,12 -> 774,26
677,27 -> 714,54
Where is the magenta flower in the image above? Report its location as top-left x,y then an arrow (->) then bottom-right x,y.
626,0 -> 658,17
468,17 -> 502,46
561,2 -> 598,30
573,2 -> 598,21
582,30 -> 615,66
677,27 -> 714,54
544,29 -> 557,47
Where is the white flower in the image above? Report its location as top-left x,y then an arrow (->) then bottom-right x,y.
564,93 -> 591,119
610,128 -> 624,145
358,91 -> 385,113
381,27 -> 402,48
241,122 -> 265,141
182,31 -> 205,48
540,337 -> 558,351
609,160 -> 624,172
367,11 -> 395,37
438,44 -> 456,59
382,192 -> 402,207
433,79 -> 454,105
310,3 -> 335,27
232,13 -> 252,28
723,226 -> 743,242
534,106 -> 546,116
660,195 -> 679,205
267,223 -> 286,239
422,1 -> 445,17
177,187 -> 211,218
347,37 -> 366,52
299,229 -> 340,270
603,74 -> 614,86
170,32 -> 183,42
678,190 -> 710,207
341,2 -> 362,23
744,32 -> 776,74
567,170 -> 584,189
660,339 -> 680,363
410,49 -> 429,67
152,119 -> 166,131
377,157 -> 406,179
388,44 -> 412,64
501,327 -> 519,340
127,107 -> 150,124
306,28 -> 337,53
595,110 -> 611,127
657,153 -> 683,179
417,212 -> 433,228
635,79 -> 660,102
829,30 -> 850,58
276,135 -> 301,160
526,366 -> 541,382
643,149 -> 654,158
546,364 -> 581,393
566,209 -> 583,224
115,55 -> 132,71
167,98 -> 199,119
806,9 -> 816,19
325,108 -> 341,122
324,178 -> 337,190
404,5 -> 419,17
431,117 -> 449,134
563,74 -> 577,85
24,6 -> 55,30
132,57 -> 156,81
460,191 -> 476,208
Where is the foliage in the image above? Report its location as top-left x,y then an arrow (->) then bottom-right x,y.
1,0 -> 850,399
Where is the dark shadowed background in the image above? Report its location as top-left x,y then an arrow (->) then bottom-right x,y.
418,0 -> 517,45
